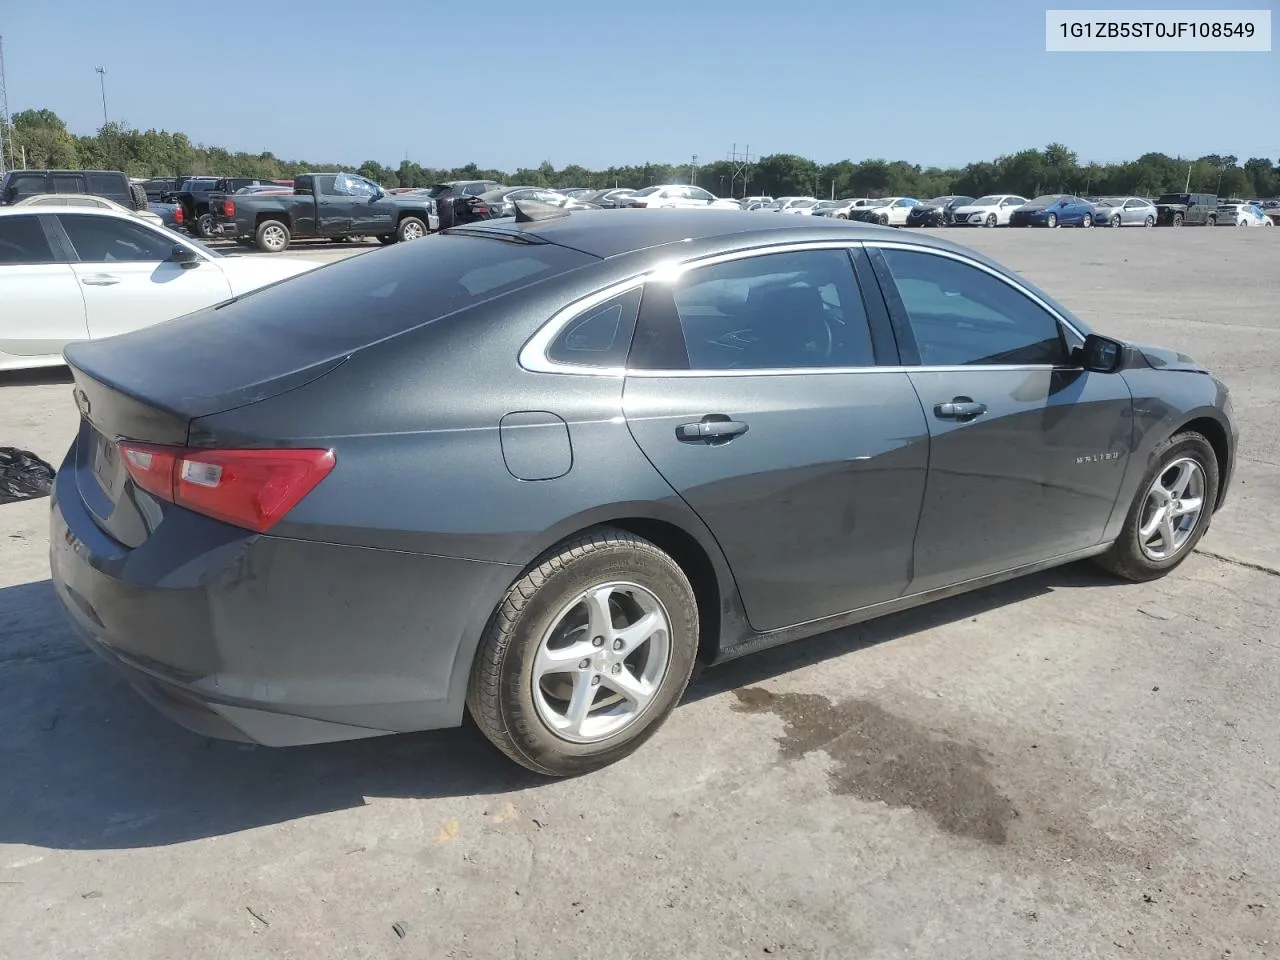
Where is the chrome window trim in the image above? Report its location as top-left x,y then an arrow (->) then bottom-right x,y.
518,238 -> 1085,377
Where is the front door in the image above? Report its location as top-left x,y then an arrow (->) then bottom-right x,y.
347,175 -> 399,234
867,244 -> 1132,593
56,213 -> 232,340
622,246 -> 930,632
0,213 -> 88,364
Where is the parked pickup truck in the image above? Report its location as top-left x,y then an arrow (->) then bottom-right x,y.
173,177 -> 294,238
213,172 -> 439,251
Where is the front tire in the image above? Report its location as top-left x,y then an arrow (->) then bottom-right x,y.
1046,213 -> 1058,228
1094,431 -> 1218,582
397,216 -> 428,241
377,234 -> 397,245
254,219 -> 291,253
985,213 -> 998,228
467,528 -> 699,777
1111,214 -> 1123,228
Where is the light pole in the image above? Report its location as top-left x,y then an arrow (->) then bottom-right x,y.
94,66 -> 108,126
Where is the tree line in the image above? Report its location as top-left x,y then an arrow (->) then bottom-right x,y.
8,108 -> 1279,201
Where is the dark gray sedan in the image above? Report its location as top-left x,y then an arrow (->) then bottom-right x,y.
50,209 -> 1238,776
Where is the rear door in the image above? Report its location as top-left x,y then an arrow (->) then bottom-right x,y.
866,242 -> 1132,593
315,175 -> 355,235
0,213 -> 88,364
621,244 -> 930,632
56,213 -> 233,340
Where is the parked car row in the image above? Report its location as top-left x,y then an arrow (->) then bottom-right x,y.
730,191 -> 1274,229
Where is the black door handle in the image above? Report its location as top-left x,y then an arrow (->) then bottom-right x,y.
933,397 -> 987,421
675,415 -> 749,444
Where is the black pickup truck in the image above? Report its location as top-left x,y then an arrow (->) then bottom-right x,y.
173,176 -> 294,238
213,172 -> 439,251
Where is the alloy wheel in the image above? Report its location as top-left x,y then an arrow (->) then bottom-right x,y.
261,224 -> 287,251
1112,215 -> 1122,228
531,582 -> 672,744
1047,213 -> 1057,228
1138,457 -> 1206,562
402,221 -> 425,240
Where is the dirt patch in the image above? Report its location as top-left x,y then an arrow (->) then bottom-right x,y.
733,686 -> 1017,844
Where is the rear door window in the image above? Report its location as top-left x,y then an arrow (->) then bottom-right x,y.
59,214 -> 175,262
0,215 -> 59,264
630,248 -> 876,371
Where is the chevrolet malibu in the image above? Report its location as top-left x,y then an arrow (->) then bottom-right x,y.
50,208 -> 1238,776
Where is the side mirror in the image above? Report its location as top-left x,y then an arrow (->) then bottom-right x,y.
169,244 -> 199,266
1078,333 -> 1124,373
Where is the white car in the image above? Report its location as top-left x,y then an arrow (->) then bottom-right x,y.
823,198 -> 878,219
1216,202 -> 1271,227
15,192 -> 167,229
768,196 -> 819,213
949,194 -> 1029,227
849,197 -> 920,226
0,206 -> 322,371
620,185 -> 721,209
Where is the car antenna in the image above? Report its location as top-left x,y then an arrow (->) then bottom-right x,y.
512,199 -> 570,223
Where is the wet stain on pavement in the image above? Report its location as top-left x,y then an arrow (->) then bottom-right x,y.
733,686 -> 1016,844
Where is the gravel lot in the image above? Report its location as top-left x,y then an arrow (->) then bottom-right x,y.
2,227 -> 1277,960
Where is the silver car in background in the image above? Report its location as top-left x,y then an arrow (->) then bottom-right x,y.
1095,196 -> 1157,227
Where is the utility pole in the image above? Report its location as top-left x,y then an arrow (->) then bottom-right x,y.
0,36 -> 13,174
690,154 -> 698,185
95,66 -> 108,126
727,143 -> 754,198
1184,162 -> 1192,192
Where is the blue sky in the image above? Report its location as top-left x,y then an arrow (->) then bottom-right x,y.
5,0 -> 1277,170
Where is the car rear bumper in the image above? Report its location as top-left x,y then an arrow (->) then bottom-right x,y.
49,455 -> 515,746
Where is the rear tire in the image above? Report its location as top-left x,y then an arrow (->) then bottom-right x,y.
397,216 -> 428,241
1081,213 -> 1093,228
1172,212 -> 1185,226
330,235 -> 350,243
377,234 -> 397,245
1144,215 -> 1155,227
1207,215 -> 1217,227
254,219 -> 291,253
467,527 -> 699,777
1094,431 -> 1218,582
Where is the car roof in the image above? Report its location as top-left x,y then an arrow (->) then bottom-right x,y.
0,204 -> 142,220
447,208 -> 1005,261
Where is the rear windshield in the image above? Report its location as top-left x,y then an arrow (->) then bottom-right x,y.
207,232 -> 595,350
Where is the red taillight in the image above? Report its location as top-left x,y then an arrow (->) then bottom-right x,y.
224,199 -> 235,218
174,206 -> 184,224
118,442 -> 335,533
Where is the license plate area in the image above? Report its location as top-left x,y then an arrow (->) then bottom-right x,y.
90,429 -> 124,499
